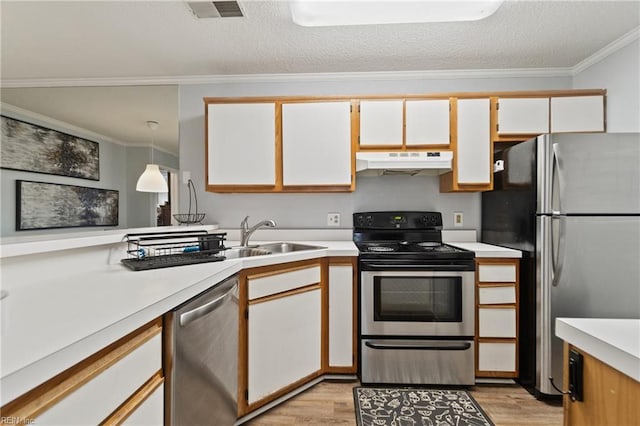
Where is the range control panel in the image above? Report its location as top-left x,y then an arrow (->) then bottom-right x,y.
353,211 -> 443,230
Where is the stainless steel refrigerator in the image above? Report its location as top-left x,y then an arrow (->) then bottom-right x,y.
481,133 -> 640,398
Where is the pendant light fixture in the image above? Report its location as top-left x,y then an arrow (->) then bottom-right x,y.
136,120 -> 168,193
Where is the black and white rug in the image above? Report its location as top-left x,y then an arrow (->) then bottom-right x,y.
353,387 -> 494,426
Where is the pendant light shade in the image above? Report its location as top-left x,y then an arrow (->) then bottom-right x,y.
136,164 -> 168,192
136,120 -> 168,193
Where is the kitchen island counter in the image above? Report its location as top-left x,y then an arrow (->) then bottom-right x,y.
556,317 -> 640,382
0,230 -> 357,405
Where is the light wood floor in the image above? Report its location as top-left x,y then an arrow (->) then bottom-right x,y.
246,381 -> 563,425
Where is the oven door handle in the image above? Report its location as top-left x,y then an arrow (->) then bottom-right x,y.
364,341 -> 471,351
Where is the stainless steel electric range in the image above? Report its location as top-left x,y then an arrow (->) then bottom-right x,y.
354,211 -> 476,385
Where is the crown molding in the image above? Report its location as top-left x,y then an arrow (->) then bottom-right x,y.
0,67 -> 573,88
572,26 -> 640,75
0,102 -> 179,157
0,102 -> 129,147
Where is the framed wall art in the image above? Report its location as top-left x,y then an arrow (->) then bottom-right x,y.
1,115 -> 100,180
16,180 -> 118,230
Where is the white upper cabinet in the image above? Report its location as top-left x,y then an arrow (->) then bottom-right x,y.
207,102 -> 276,186
405,99 -> 450,146
457,98 -> 491,185
281,101 -> 352,186
497,97 -> 549,135
550,95 -> 605,133
359,100 -> 403,147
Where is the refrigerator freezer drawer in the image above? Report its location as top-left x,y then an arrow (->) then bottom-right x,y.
360,339 -> 475,385
479,308 -> 517,338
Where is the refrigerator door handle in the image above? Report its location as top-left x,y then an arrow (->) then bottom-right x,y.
551,143 -> 562,215
551,215 -> 566,287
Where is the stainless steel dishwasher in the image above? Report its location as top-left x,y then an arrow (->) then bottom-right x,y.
166,274 -> 238,426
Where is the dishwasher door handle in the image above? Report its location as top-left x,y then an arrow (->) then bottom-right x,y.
179,280 -> 237,327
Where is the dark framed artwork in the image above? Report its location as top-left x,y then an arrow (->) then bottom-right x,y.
16,180 -> 118,230
1,115 -> 100,180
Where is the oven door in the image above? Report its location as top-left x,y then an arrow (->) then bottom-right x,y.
361,269 -> 475,337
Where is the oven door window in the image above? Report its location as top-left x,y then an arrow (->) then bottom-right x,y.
373,276 -> 462,322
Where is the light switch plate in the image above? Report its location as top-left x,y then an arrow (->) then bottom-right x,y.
182,171 -> 191,184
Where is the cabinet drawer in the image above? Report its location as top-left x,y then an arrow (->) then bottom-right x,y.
478,342 -> 516,372
478,286 -> 516,305
478,264 -> 516,282
36,333 -> 162,425
248,265 -> 321,300
478,308 -> 516,338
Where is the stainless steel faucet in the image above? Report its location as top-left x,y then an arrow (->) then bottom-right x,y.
240,216 -> 276,246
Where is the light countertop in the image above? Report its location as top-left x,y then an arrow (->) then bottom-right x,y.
446,241 -> 522,258
0,226 -> 518,405
556,318 -> 640,382
0,238 -> 357,405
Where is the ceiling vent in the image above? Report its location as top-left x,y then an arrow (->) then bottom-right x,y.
187,1 -> 244,19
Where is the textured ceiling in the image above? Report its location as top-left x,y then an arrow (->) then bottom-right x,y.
1,0 -> 638,152
1,0 -> 639,80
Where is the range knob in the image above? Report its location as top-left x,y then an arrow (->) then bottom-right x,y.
365,215 -> 374,226
356,215 -> 365,226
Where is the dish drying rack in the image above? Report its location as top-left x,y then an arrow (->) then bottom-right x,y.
121,230 -> 227,271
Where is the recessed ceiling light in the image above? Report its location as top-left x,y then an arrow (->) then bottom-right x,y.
289,0 -> 505,27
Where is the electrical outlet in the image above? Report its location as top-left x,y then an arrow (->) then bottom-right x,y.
453,212 -> 464,227
327,212 -> 341,227
182,171 -> 191,184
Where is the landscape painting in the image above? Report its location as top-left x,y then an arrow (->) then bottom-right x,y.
16,180 -> 118,230
1,116 -> 100,180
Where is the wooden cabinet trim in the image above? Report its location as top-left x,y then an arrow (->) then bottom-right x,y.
100,371 -> 164,425
245,260 -> 322,280
1,318 -> 162,421
203,90 -> 605,105
248,283 -> 321,305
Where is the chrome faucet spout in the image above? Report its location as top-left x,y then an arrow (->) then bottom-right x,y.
240,216 -> 277,247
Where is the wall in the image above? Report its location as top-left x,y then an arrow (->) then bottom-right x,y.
0,106 -> 179,237
573,37 -> 640,132
179,75 -> 571,231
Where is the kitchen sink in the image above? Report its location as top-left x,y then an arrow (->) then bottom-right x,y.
224,242 -> 326,259
255,242 -> 326,253
223,247 -> 272,259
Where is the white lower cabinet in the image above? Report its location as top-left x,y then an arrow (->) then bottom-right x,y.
1,320 -> 163,425
476,258 -> 519,378
240,257 -> 357,417
247,288 -> 322,404
328,263 -> 355,369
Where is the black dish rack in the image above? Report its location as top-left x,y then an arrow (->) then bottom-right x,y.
121,230 -> 227,271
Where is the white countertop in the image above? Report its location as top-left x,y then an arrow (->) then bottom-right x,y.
0,237 -> 357,405
446,242 -> 522,258
556,318 -> 640,382
0,225 -> 517,405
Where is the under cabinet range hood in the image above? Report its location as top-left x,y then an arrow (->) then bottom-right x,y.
355,151 -> 453,176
